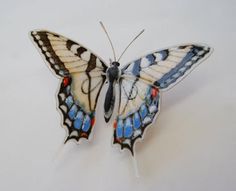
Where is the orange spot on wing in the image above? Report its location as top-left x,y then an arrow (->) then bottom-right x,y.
81,133 -> 88,138
91,118 -> 95,127
151,87 -> 159,97
63,77 -> 70,87
115,138 -> 121,143
113,120 -> 117,129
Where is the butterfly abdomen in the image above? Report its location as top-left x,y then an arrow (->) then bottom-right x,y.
104,82 -> 115,122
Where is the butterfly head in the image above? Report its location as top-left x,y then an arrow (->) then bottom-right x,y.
111,61 -> 120,67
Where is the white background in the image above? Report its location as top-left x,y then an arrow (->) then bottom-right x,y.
1,0 -> 236,190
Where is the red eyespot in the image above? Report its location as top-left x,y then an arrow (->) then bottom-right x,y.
115,138 -> 121,143
91,118 -> 95,127
113,120 -> 117,129
63,77 -> 70,86
81,133 -> 88,138
151,88 -> 159,97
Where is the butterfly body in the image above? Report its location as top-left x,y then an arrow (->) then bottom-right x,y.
104,62 -> 121,122
30,29 -> 212,154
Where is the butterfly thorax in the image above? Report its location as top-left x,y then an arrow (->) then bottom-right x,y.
106,62 -> 120,83
104,62 -> 120,122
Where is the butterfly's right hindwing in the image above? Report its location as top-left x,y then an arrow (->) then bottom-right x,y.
31,30 -> 108,142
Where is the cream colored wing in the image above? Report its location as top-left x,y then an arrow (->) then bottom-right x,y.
31,30 -> 108,142
122,44 -> 212,90
114,44 -> 212,153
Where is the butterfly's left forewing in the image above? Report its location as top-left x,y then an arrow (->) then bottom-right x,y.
115,44 -> 212,153
31,30 -> 108,142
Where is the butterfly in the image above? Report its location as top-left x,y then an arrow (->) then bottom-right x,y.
30,23 -> 212,155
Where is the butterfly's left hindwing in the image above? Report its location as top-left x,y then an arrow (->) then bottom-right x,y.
31,30 -> 107,142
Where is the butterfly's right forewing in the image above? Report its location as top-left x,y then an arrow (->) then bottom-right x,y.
122,44 -> 212,90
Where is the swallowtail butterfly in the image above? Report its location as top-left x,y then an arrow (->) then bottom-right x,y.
30,23 -> 212,155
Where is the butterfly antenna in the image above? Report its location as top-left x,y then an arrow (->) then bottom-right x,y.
100,21 -> 117,61
118,29 -> 145,62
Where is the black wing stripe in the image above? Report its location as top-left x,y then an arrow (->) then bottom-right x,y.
31,31 -> 69,76
86,54 -> 97,72
76,47 -> 87,56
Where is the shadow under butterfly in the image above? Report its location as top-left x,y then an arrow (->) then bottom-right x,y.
30,22 -> 213,156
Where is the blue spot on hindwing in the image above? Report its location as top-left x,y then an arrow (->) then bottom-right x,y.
65,96 -> 73,108
116,119 -> 123,138
74,111 -> 83,130
133,112 -> 141,129
145,87 -> 152,105
82,115 -> 91,132
68,105 -> 78,120
140,104 -> 148,120
66,86 -> 70,95
124,118 -> 133,138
